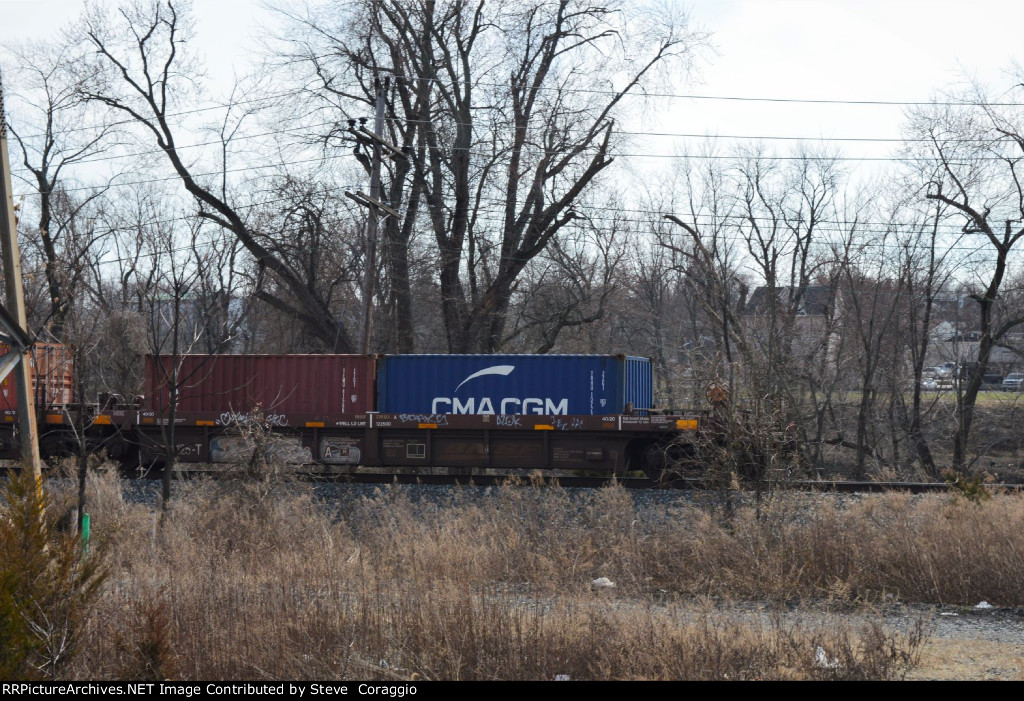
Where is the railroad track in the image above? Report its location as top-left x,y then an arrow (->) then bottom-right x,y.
325,475 -> 1024,492
154,468 -> 1024,493
7,463 -> 1023,493
306,473 -> 1024,493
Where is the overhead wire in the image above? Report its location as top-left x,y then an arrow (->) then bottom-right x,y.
13,113 -> 1018,172
7,76 -> 1020,271
8,74 -> 1021,143
25,140 -> 1022,198
52,202 -> 1020,273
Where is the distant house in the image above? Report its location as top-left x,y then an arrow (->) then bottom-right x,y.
929,321 -> 957,342
742,285 -> 842,363
744,285 -> 837,318
926,336 -> 1024,375
924,298 -> 1022,373
929,294 -> 981,331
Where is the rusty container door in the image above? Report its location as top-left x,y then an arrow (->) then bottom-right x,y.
145,354 -> 376,416
0,342 -> 74,410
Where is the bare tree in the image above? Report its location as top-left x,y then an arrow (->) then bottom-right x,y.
243,176 -> 365,352
658,145 -> 750,377
662,146 -> 869,475
273,0 -> 706,352
835,227 -> 908,478
732,148 -> 844,420
615,237 -> 690,408
909,74 -> 1024,470
500,212 -> 621,354
4,40 -> 117,337
75,0 -> 360,351
104,190 -> 242,509
78,190 -> 155,399
891,198 -> 957,477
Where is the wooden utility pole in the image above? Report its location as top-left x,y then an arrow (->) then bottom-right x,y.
345,76 -> 402,354
362,78 -> 385,354
0,71 -> 43,486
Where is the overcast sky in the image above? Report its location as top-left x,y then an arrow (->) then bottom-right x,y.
1,0 -> 1020,284
667,0 -> 1023,157
3,1 -> 1020,113
1,0 -> 1022,178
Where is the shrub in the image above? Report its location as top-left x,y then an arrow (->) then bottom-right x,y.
0,471 -> 107,680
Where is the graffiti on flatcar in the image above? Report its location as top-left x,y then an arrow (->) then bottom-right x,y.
209,435 -> 311,464
215,410 -> 289,427
319,438 -> 361,465
396,413 -> 450,426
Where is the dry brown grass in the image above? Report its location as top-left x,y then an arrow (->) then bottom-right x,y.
34,473 -> 1024,679
909,638 -> 1024,681
670,491 -> 1024,604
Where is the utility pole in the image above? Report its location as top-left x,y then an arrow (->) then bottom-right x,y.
345,76 -> 402,354
0,71 -> 43,489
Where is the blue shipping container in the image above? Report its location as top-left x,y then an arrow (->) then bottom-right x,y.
376,354 -> 652,416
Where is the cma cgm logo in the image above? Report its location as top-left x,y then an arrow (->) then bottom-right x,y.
431,365 -> 569,415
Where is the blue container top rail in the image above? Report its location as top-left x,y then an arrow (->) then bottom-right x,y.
376,354 -> 652,416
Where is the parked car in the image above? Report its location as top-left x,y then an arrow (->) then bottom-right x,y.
981,373 -> 1005,390
1003,373 -> 1024,391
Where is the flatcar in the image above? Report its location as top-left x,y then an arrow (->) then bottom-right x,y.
0,350 -> 705,479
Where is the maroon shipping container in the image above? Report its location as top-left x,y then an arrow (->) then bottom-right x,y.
0,343 -> 74,410
145,354 -> 376,417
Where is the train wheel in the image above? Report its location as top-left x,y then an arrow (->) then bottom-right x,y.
641,441 -> 667,481
640,439 -> 700,481
663,440 -> 698,472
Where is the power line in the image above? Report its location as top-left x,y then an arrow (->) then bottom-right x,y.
22,160 -> 1003,237
317,64 -> 1024,107
18,119 -> 348,168
385,119 -> 1002,144
20,120 -> 1002,171
14,107 -> 1012,160
25,144 -> 1021,198
8,83 -> 1018,182
24,183 -> 990,238
9,76 -> 1022,144
59,229 -> 1013,272
57,203 -> 1020,273
16,123 -> 1006,176
6,89 -> 299,142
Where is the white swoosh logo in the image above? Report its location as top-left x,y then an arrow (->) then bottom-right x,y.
455,365 -> 515,391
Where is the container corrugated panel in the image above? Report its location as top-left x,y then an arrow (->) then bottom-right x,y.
145,355 -> 376,416
376,354 -> 652,415
0,343 -> 74,410
623,355 -> 653,414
